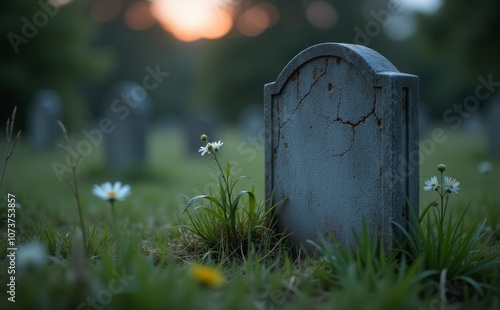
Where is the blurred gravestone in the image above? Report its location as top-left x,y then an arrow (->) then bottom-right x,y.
185,109 -> 220,153
238,104 -> 264,137
103,81 -> 150,167
463,113 -> 484,134
265,43 -> 419,252
28,89 -> 62,149
418,104 -> 431,136
485,96 -> 500,155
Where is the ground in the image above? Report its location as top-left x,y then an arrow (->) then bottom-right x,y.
0,125 -> 499,309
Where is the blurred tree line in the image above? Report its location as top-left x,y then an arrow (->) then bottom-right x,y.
415,0 -> 500,114
199,0 -> 500,120
195,0 -> 398,120
0,1 -> 114,129
1,0 -> 499,130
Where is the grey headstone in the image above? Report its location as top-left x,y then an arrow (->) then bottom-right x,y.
265,43 -> 419,252
485,96 -> 500,155
103,81 -> 150,167
28,89 -> 62,149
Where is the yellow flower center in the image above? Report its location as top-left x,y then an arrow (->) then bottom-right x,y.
190,264 -> 224,287
107,190 -> 117,198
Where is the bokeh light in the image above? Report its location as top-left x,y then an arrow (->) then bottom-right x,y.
306,1 -> 338,29
124,1 -> 156,31
151,0 -> 234,42
237,3 -> 279,37
384,15 -> 417,41
91,0 -> 122,22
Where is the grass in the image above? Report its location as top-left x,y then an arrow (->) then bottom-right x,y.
0,124 -> 499,309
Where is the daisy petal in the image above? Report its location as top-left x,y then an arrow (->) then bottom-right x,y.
92,181 -> 131,201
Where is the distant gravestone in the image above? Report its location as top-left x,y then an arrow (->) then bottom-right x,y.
238,104 -> 264,137
103,81 -> 150,167
28,89 -> 62,149
485,96 -> 500,155
185,109 -> 220,153
265,43 -> 419,252
418,104 -> 431,136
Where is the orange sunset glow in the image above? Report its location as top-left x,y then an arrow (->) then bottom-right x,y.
151,0 -> 234,42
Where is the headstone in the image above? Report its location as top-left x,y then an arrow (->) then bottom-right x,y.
238,104 -> 264,137
103,81 -> 150,167
28,89 -> 62,149
463,113 -> 484,134
485,96 -> 500,155
265,43 -> 419,252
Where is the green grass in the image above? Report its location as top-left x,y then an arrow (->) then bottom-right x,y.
0,126 -> 499,309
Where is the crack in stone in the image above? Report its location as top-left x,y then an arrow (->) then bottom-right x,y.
328,106 -> 375,127
319,114 -> 356,157
280,58 -> 330,129
332,90 -> 381,129
325,92 -> 377,127
319,92 -> 380,157
336,126 -> 355,157
372,92 -> 382,129
338,130 -> 355,157
273,58 -> 382,158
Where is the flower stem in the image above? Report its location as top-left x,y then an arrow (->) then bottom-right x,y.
72,165 -> 87,254
110,199 -> 117,226
437,170 -> 445,265
213,155 -> 232,202
439,171 -> 445,228
212,153 -> 236,238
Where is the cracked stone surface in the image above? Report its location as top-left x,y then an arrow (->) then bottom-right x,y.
264,43 -> 419,253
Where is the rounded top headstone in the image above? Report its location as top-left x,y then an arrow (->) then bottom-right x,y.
267,43 -> 400,95
264,42 -> 419,254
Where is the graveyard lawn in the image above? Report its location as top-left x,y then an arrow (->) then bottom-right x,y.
0,127 -> 499,310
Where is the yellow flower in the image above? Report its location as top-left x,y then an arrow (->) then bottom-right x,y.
190,264 -> 224,288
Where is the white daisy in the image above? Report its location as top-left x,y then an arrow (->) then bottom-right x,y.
92,181 -> 131,201
199,145 -> 210,156
444,176 -> 460,194
211,140 -> 223,152
423,176 -> 439,191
